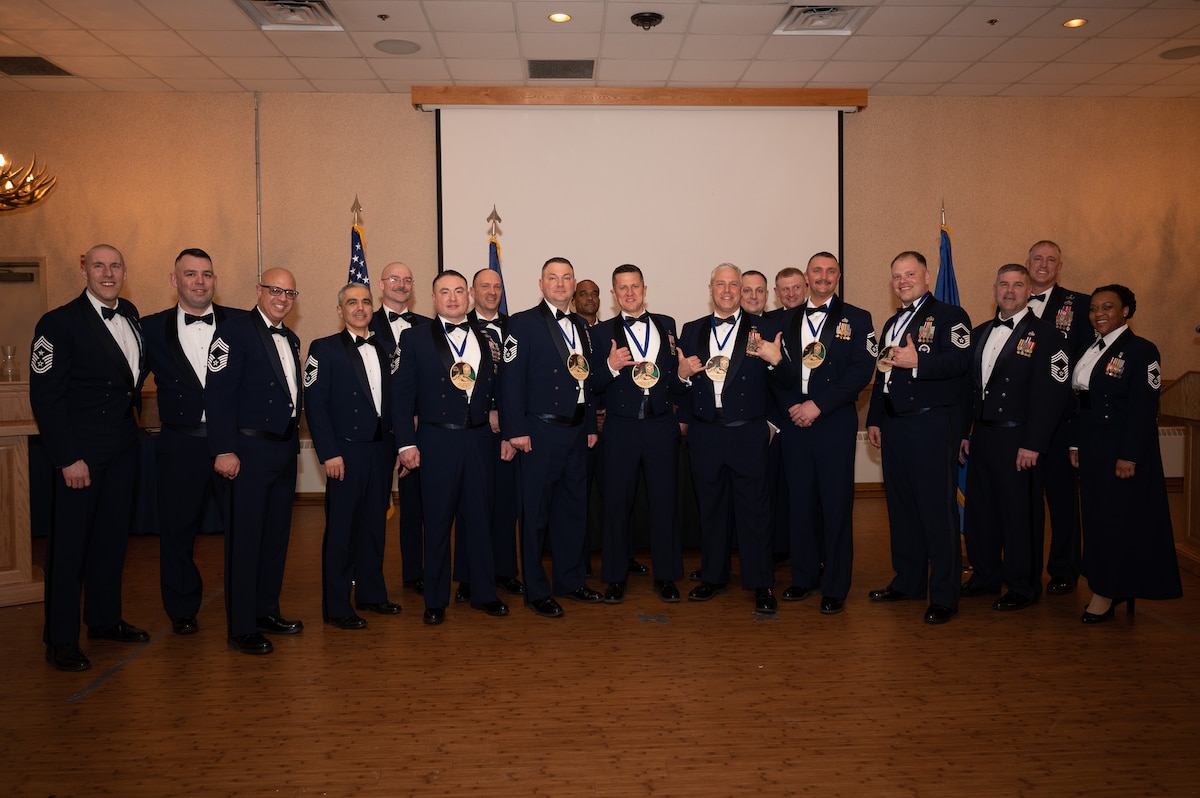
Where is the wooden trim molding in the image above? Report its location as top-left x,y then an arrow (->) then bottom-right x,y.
411,86 -> 869,110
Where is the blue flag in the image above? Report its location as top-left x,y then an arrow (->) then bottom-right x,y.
489,236 -> 508,316
934,224 -> 959,306
348,223 -> 369,287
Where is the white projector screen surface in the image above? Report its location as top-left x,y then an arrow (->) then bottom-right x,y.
438,107 -> 841,327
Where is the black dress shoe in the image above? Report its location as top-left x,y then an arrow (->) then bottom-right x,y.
530,597 -> 564,618
356,601 -> 402,615
454,584 -> 471,603
924,604 -> 957,624
687,582 -> 727,602
782,585 -> 816,601
992,592 -> 1036,611
328,615 -> 367,630
689,568 -> 702,581
627,559 -> 650,575
46,644 -> 91,672
87,620 -> 150,643
496,576 -> 525,595
869,587 -> 914,602
172,616 -> 199,635
654,580 -> 681,603
1046,578 -> 1077,595
423,607 -> 445,625
565,586 -> 604,604
471,600 -> 510,617
403,578 -> 425,595
755,587 -> 778,614
603,582 -> 626,604
820,596 -> 845,614
256,615 -> 304,635
961,580 -> 1001,598
228,632 -> 273,655
1081,596 -> 1134,624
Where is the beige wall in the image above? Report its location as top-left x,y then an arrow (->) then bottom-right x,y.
2,92 -> 1197,377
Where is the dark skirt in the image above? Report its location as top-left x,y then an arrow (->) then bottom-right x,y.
1078,410 -> 1182,600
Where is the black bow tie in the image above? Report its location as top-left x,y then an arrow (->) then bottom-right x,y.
184,312 -> 214,326
1030,293 -> 1047,302
101,306 -> 119,321
713,315 -> 736,326
388,311 -> 414,323
269,326 -> 289,337
444,322 -> 470,334
993,317 -> 1014,329
898,305 -> 915,315
554,309 -> 568,320
805,306 -> 827,316
353,335 -> 375,348
624,313 -> 650,324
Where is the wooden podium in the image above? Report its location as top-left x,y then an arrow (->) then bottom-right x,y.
0,382 -> 42,606
1162,371 -> 1200,576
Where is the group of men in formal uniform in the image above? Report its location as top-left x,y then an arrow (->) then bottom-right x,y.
32,239 -> 1092,669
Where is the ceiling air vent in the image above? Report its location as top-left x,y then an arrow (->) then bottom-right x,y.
528,60 -> 595,80
775,6 -> 874,36
235,0 -> 343,31
0,57 -> 73,77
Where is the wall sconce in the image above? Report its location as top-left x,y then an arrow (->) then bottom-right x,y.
0,153 -> 57,212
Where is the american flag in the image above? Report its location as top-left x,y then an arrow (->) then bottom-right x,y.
348,223 -> 369,287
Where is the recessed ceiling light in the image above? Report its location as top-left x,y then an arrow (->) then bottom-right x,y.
375,39 -> 421,55
549,13 -> 571,23
1062,18 -> 1088,28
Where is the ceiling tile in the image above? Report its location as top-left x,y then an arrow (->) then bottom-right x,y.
1103,9 -> 1200,37
1129,37 -> 1200,62
998,82 -> 1075,95
1063,83 -> 1139,95
310,78 -> 388,91
88,77 -> 172,90
600,33 -> 683,59
0,76 -> 31,90
444,57 -> 524,80
689,4 -> 791,35
1090,61 -> 1187,81
885,60 -> 971,81
178,30 -> 280,57
290,57 -> 380,79
0,0 -> 75,29
1022,61 -> 1115,81
349,31 -> 438,58
0,33 -> 36,56
669,80 -> 739,88
7,29 -> 117,56
128,56 -> 226,78
519,32 -> 602,59
595,59 -> 674,82
265,31 -> 362,57
436,31 -> 520,58
137,0 -> 259,30
952,61 -> 1041,81
812,61 -> 899,81
11,75 -> 102,90
235,78 -> 316,92
162,77 -> 246,91
211,56 -> 303,79
670,60 -> 750,81
514,2 -> 604,33
40,0 -> 165,30
368,58 -> 451,80
756,36 -> 847,61
678,34 -> 767,60
871,82 -> 941,95
91,30 -> 199,56
1061,0 -> 1153,7
1125,82 -> 1198,95
1057,37 -> 1161,62
933,82 -> 1007,95
832,36 -> 926,61
939,7 -> 1055,37
856,6 -> 961,36
908,36 -> 1006,60
330,1 -> 431,31
1154,63 -> 1200,83
47,55 -> 152,78
739,60 -> 823,82
982,37 -> 1083,61
423,1 -> 516,33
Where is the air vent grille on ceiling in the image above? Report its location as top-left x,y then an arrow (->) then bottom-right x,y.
528,60 -> 595,80
234,0 -> 343,31
775,6 -> 874,36
0,57 -> 73,77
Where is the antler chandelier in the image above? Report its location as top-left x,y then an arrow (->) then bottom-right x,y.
0,153 -> 57,212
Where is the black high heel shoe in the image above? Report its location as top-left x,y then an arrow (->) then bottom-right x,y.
1080,597 -> 1135,624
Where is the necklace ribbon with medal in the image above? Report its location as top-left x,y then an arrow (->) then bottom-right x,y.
802,305 -> 829,370
706,314 -> 736,381
446,324 -> 476,390
878,301 -> 917,373
558,314 -> 590,379
624,314 -> 660,389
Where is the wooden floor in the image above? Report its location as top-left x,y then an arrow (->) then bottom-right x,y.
3,497 -> 1200,797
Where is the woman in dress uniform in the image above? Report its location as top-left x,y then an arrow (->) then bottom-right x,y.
1070,284 -> 1182,623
